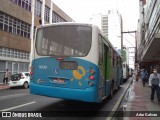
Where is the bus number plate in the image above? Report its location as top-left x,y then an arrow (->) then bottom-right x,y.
54,79 -> 64,84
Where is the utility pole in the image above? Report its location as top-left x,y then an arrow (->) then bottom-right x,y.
30,0 -> 35,68
121,31 -> 137,65
121,30 -> 138,80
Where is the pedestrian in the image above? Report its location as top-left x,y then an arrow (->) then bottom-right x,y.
3,69 -> 9,85
140,69 -> 147,86
136,70 -> 140,81
148,68 -> 160,104
145,70 -> 149,83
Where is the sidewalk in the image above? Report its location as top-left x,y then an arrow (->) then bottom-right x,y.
123,78 -> 160,120
0,83 -> 10,90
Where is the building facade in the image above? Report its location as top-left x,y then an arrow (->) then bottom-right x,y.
0,0 -> 73,82
137,0 -> 160,73
107,10 -> 123,55
90,10 -> 123,56
101,15 -> 108,37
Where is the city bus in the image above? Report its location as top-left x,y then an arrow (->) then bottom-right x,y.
30,22 -> 122,103
122,62 -> 129,82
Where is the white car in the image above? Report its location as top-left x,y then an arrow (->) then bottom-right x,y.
9,72 -> 30,89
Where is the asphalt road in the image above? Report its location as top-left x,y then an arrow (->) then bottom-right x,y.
0,78 -> 131,120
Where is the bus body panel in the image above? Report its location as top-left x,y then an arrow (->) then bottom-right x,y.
31,57 -> 99,89
105,80 -> 112,96
30,57 -> 99,102
116,65 -> 120,87
30,82 -> 98,102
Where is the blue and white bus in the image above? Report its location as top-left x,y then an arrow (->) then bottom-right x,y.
30,23 -> 122,103
122,62 -> 129,82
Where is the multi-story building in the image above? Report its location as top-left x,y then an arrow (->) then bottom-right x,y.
101,15 -> 108,37
137,0 -> 160,72
107,10 -> 123,55
0,0 -> 73,82
90,10 -> 123,55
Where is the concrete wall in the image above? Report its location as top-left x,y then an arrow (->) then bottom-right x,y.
0,31 -> 31,52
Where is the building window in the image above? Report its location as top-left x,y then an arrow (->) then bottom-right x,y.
0,46 -> 30,60
10,0 -> 31,12
0,12 -> 3,29
52,12 -> 66,23
35,0 -> 42,17
98,35 -> 103,64
44,5 -> 50,22
0,11 -> 31,39
52,12 -> 56,23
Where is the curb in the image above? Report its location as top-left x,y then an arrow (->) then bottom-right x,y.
106,79 -> 132,120
0,86 -> 10,90
0,83 -> 10,90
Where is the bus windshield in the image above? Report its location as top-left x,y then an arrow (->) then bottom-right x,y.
35,25 -> 92,57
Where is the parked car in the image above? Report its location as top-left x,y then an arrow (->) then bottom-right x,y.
9,72 -> 30,89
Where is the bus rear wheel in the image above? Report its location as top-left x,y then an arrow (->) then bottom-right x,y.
109,85 -> 114,99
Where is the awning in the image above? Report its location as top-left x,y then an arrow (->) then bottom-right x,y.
142,33 -> 160,62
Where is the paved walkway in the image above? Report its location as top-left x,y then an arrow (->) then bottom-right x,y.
124,78 -> 160,120
0,83 -> 10,90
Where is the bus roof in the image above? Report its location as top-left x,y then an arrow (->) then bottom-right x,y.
36,22 -> 94,29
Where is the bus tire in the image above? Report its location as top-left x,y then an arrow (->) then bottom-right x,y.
109,84 -> 114,99
116,83 -> 120,90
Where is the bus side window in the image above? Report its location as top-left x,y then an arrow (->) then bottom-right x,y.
120,59 -> 122,68
117,57 -> 119,66
114,52 -> 116,67
110,48 -> 115,67
98,35 -> 103,64
123,64 -> 125,68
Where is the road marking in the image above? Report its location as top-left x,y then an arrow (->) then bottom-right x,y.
0,101 -> 36,111
0,93 -> 29,100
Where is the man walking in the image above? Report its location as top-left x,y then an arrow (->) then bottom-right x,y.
140,69 -> 147,87
149,68 -> 160,104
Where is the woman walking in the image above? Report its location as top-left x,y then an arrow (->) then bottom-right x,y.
149,68 -> 160,104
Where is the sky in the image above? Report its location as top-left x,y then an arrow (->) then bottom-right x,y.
52,0 -> 139,68
52,0 -> 139,31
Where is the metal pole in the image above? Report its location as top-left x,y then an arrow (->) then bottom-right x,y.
50,1 -> 53,24
121,16 -> 123,57
30,0 -> 35,68
41,0 -> 45,25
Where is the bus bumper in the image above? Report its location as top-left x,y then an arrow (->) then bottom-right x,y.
30,82 -> 98,103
